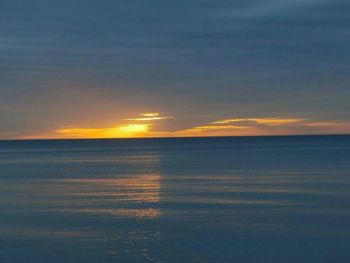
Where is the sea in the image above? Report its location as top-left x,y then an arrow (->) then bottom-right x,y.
0,135 -> 350,262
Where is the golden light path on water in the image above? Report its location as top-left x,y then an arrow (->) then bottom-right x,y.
58,175 -> 161,219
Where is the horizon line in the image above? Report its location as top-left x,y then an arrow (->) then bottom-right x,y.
1,133 -> 349,142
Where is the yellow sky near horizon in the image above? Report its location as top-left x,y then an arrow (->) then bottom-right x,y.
15,113 -> 350,140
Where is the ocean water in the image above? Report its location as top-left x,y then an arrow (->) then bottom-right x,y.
0,135 -> 350,262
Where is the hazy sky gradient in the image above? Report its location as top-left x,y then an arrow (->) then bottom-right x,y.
1,0 -> 349,139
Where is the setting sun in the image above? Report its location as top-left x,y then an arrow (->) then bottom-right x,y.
56,124 -> 150,139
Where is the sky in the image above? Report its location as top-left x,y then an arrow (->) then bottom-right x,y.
0,0 -> 349,139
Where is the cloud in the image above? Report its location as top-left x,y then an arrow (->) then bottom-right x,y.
124,112 -> 171,121
176,117 -> 350,137
213,118 -> 305,125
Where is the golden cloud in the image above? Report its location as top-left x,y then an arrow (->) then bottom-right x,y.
213,118 -> 305,125
124,112 -> 171,121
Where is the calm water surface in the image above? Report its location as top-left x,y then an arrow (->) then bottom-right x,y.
0,136 -> 350,262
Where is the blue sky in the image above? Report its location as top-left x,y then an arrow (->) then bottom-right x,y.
0,0 -> 349,138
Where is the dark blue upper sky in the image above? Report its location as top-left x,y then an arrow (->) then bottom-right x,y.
1,0 -> 349,138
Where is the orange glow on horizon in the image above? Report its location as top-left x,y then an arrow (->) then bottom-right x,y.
15,116 -> 350,140
56,124 -> 150,139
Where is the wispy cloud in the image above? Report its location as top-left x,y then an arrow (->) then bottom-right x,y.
124,113 -> 171,121
213,118 -> 304,125
175,117 -> 350,137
